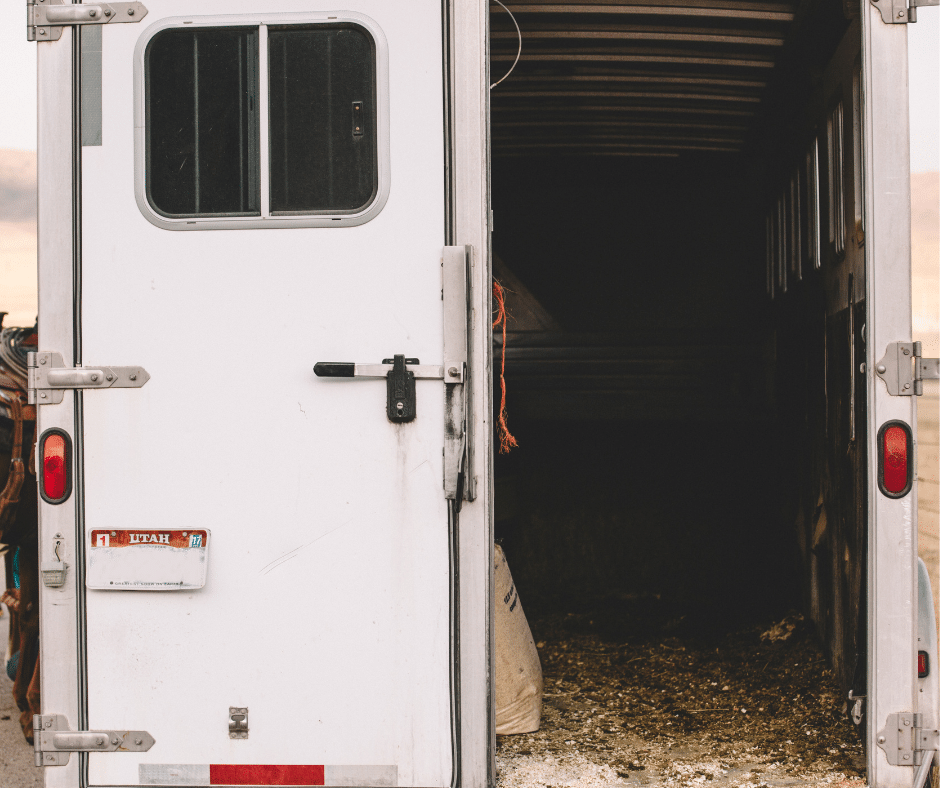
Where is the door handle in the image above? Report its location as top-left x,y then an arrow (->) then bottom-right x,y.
313,359 -> 444,380
313,355 -> 444,423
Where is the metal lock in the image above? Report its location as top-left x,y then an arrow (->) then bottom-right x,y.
385,355 -> 417,423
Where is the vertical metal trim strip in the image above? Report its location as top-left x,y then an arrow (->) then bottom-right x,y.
80,26 -> 102,147
450,0 -> 494,785
37,19 -> 83,788
861,3 -> 917,786
259,24 -> 270,218
72,18 -> 92,786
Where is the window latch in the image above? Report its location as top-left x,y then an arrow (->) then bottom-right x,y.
27,0 -> 148,42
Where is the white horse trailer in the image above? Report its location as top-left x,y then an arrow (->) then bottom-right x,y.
26,0 -> 936,786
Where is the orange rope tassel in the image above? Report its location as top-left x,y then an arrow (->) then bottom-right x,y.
493,280 -> 518,454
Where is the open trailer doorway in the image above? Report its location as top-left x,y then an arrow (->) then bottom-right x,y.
485,0 -> 895,778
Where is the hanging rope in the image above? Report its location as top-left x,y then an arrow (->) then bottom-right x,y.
493,280 -> 518,454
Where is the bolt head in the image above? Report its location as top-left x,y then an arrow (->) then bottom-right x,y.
88,8 -> 97,16
38,28 -> 46,34
135,737 -> 142,745
129,373 -> 137,381
876,364 -> 887,374
111,736 -> 119,744
96,737 -> 104,745
40,392 -> 47,399
39,357 -> 46,365
104,7 -> 112,14
127,7 -> 134,13
90,373 -> 99,382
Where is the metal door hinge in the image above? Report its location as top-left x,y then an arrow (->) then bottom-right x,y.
875,342 -> 939,396
34,715 -> 155,766
876,713 -> 939,766
442,245 -> 475,505
871,0 -> 937,23
28,351 -> 150,405
27,0 -> 147,42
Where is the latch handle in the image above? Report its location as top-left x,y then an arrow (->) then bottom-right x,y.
312,356 -> 443,424
313,362 -> 355,377
313,360 -> 442,380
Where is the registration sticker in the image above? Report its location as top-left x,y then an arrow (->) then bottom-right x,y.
87,529 -> 210,590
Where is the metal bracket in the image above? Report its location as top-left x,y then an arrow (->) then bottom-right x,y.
28,0 -> 147,41
874,342 -> 939,396
34,715 -> 155,766
229,707 -> 248,739
876,713 -> 939,767
442,245 -> 475,504
871,0 -> 937,24
28,351 -> 150,405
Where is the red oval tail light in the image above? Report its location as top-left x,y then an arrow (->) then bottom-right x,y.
878,421 -> 912,498
40,430 -> 72,504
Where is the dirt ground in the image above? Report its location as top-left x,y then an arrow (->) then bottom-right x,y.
496,601 -> 866,788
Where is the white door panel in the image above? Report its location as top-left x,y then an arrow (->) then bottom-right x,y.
80,1 -> 451,784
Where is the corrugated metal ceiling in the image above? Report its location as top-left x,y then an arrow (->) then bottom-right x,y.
489,0 -> 798,156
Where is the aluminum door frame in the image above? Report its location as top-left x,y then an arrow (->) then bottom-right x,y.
861,3 -> 919,786
37,22 -> 85,788
448,0 -> 494,786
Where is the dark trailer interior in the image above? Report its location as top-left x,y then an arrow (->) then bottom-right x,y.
489,0 -> 870,778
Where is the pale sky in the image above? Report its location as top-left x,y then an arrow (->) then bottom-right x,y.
0,3 -> 937,164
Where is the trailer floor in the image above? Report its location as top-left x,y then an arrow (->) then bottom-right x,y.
496,602 -> 866,788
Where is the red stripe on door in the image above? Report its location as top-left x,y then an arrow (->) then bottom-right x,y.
209,765 -> 325,786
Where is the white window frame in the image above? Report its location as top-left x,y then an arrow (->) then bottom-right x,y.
133,12 -> 391,231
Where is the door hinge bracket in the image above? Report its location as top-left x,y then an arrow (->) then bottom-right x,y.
28,351 -> 151,405
27,0 -> 148,42
34,715 -> 155,766
442,245 -> 475,505
876,713 -> 939,767
874,342 -> 939,396
871,0 -> 937,24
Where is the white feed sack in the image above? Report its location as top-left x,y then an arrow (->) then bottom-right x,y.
494,544 -> 543,735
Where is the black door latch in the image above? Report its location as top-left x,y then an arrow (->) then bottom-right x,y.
313,355 -> 428,424
384,355 -> 417,423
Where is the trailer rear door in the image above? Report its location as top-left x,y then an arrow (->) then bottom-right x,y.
37,2 -> 457,786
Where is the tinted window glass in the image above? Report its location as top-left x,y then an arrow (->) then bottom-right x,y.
147,27 -> 259,217
268,25 -> 377,214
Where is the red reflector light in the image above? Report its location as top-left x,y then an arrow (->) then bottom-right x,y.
40,430 -> 71,504
919,650 -> 929,678
879,421 -> 912,498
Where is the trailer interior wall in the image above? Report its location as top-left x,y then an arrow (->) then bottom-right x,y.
489,0 -> 868,726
